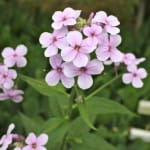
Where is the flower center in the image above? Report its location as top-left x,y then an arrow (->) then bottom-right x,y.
80,67 -> 87,73
32,143 -> 37,149
3,74 -> 8,79
74,45 -> 81,51
13,53 -> 18,57
132,73 -> 137,77
62,16 -> 67,21
57,67 -> 62,73
52,36 -> 57,43
91,32 -> 96,37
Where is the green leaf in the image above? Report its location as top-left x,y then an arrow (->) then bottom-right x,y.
86,96 -> 134,116
19,74 -> 69,97
72,133 -> 118,150
78,102 -> 96,130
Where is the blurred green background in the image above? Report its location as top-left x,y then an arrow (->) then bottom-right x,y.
0,0 -> 150,150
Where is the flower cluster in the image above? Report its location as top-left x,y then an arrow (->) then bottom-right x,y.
39,7 -> 147,89
0,123 -> 48,150
0,45 -> 27,102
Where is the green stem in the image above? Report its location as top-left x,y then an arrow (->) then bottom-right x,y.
86,74 -> 121,100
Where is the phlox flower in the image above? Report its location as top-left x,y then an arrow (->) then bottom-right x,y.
64,59 -> 104,89
39,28 -> 68,57
0,88 -> 24,103
83,24 -> 102,45
122,65 -> 147,88
96,33 -> 123,62
0,123 -> 15,150
0,65 -> 17,89
22,133 -> 48,150
52,7 -> 81,30
92,11 -> 120,35
122,53 -> 146,66
2,44 -> 27,68
45,54 -> 74,88
61,31 -> 96,67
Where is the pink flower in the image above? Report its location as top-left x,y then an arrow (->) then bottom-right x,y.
122,53 -> 146,66
92,11 -> 120,35
122,65 -> 147,88
64,59 -> 104,89
0,123 -> 15,150
83,24 -> 102,45
45,54 -> 74,88
23,133 -> 48,150
96,33 -> 123,62
0,65 -> 17,89
2,44 -> 27,68
0,88 -> 24,103
39,28 -> 68,57
52,7 -> 81,30
61,31 -> 96,67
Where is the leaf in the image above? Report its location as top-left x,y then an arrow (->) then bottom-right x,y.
86,96 -> 134,117
72,133 -> 118,150
78,102 -> 96,130
19,74 -> 69,97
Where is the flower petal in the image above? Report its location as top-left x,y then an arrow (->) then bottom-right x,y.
16,57 -> 27,67
105,25 -> 120,35
132,77 -> 143,88
44,45 -> 58,57
45,70 -> 60,86
4,58 -> 15,67
78,74 -> 93,89
122,73 -> 133,84
50,54 -> 62,69
110,35 -> 122,47
2,47 -> 14,58
107,15 -> 120,26
15,44 -> 28,56
111,49 -> 123,62
137,68 -> 147,79
37,134 -> 48,146
60,74 -> 74,88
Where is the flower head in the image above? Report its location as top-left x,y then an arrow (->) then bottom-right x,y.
2,45 -> 27,68
64,59 -> 104,89
52,7 -> 81,30
122,65 -> 147,88
92,11 -> 120,35
23,133 -> 48,150
45,54 -> 74,88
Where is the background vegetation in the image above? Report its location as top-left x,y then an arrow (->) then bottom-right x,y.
0,0 -> 150,149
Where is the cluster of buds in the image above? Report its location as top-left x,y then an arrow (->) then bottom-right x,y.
0,45 -> 27,103
39,7 -> 147,90
0,123 -> 48,150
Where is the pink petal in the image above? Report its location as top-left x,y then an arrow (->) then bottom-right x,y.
45,70 -> 60,86
3,79 -> 14,89
63,18 -> 76,26
44,45 -> 58,57
96,47 -> 109,61
63,63 -> 79,77
39,32 -> 52,48
127,65 -> 137,73
132,77 -> 143,88
15,45 -> 27,56
87,59 -> 104,75
37,134 -> 48,146
4,58 -> 15,67
2,47 -> 14,58
137,68 -> 147,79
0,93 -> 9,101
67,31 -> 83,46
25,133 -> 37,144
16,57 -> 27,67
105,25 -> 120,35
92,11 -> 107,23
52,11 -> 62,21
107,15 -> 120,26
73,53 -> 89,67
49,54 -> 62,69
110,35 -> 122,47
8,69 -> 17,79
78,74 -> 93,89
60,74 -> 74,88
54,27 -> 68,38
36,146 -> 47,150
110,49 -> 123,62
61,47 -> 77,62
51,22 -> 63,30
7,123 -> 15,134
55,38 -> 68,50
83,26 -> 91,36
122,73 -> 133,84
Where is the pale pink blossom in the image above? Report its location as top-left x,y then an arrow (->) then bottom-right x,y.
2,45 -> 27,68
61,31 -> 96,67
122,65 -> 147,88
64,59 -> 104,89
122,53 -> 146,66
83,24 -> 102,45
39,28 -> 68,57
96,33 -> 123,62
22,133 -> 48,150
0,65 -> 17,89
0,88 -> 24,103
52,7 -> 81,30
45,54 -> 74,88
0,123 -> 15,150
92,11 -> 120,35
